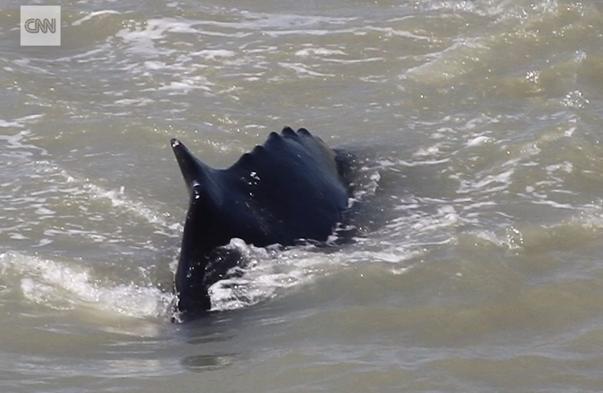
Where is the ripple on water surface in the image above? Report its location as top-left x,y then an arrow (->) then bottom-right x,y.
1,0 -> 603,392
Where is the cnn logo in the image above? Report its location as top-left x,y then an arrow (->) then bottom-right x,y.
20,6 -> 61,46
24,18 -> 56,34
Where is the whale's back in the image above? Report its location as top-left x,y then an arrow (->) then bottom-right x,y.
171,127 -> 351,313
222,127 -> 349,245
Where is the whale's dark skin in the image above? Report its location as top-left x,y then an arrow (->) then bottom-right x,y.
171,127 -> 351,315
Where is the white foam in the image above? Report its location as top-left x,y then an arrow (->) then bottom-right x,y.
13,59 -> 53,75
561,90 -> 590,109
55,169 -> 180,233
411,205 -> 460,232
418,0 -> 509,17
71,10 -> 120,26
414,143 -> 444,158
295,47 -> 346,57
0,120 -> 22,128
191,49 -> 236,61
113,98 -> 154,107
222,12 -> 354,30
156,77 -> 213,94
398,158 -> 450,167
0,114 -> 44,130
466,135 -> 493,147
546,162 -> 574,174
0,252 -> 174,319
207,239 -> 330,311
208,232 -> 426,312
350,166 -> 381,201
458,165 -> 516,194
115,18 -> 197,56
364,26 -> 431,41
403,38 -> 489,85
278,62 -> 334,77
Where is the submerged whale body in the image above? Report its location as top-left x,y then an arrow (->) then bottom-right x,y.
171,127 -> 351,315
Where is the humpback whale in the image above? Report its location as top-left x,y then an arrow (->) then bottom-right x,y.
171,127 -> 351,315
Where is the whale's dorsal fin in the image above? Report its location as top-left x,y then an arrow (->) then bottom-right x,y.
170,138 -> 217,196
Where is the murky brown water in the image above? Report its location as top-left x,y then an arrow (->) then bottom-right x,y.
2,0 -> 603,391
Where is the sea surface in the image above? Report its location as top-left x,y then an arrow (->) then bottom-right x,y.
1,0 -> 603,392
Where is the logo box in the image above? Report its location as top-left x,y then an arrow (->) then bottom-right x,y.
20,5 -> 61,47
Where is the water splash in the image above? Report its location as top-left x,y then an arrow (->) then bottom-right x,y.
0,252 -> 175,319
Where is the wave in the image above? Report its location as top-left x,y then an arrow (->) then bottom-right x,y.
0,251 -> 175,319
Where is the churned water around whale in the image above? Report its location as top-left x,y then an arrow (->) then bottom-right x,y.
1,0 -> 603,391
